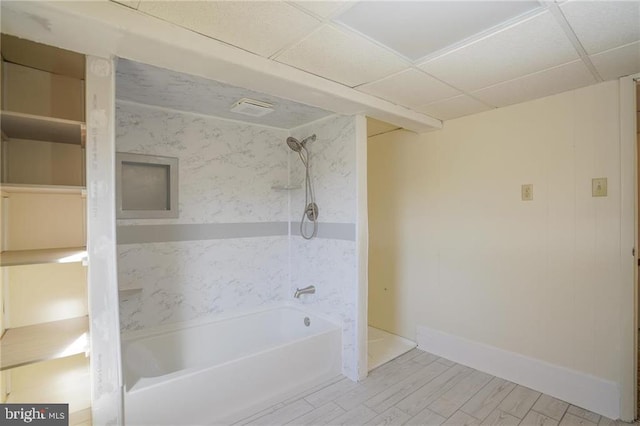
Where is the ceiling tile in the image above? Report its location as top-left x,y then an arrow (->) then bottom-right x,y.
417,95 -> 493,121
137,1 -> 320,57
293,1 -> 349,18
334,1 -> 541,61
471,60 -> 596,108
367,117 -> 401,137
590,41 -> 640,81
275,24 -> 409,87
357,69 -> 460,108
560,1 -> 640,55
419,11 -> 579,92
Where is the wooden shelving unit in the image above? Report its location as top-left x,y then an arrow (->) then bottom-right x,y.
1,35 -> 91,424
0,247 -> 87,267
1,316 -> 89,370
1,110 -> 85,146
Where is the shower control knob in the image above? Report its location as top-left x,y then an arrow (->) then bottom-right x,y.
305,203 -> 319,221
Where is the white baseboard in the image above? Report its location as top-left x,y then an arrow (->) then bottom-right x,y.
416,325 -> 620,420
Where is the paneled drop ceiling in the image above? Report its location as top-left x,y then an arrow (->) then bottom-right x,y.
112,0 -> 640,123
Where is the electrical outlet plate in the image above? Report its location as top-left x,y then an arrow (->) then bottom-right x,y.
521,184 -> 533,201
592,178 -> 607,197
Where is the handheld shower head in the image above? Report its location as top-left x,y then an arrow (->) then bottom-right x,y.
285,134 -> 319,239
286,137 -> 303,152
286,134 -> 316,153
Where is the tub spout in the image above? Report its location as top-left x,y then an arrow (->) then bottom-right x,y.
294,285 -> 316,298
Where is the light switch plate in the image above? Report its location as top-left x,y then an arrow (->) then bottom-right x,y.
521,184 -> 533,201
592,178 -> 607,197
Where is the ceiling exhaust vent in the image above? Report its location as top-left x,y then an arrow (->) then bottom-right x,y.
230,98 -> 275,117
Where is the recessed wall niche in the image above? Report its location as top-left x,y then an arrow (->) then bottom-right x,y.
116,152 -> 178,219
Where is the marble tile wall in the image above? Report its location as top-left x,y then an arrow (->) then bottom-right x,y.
116,101 -> 290,330
118,237 -> 288,331
289,115 -> 357,224
290,238 -> 358,379
116,101 -> 290,225
289,115 -> 360,380
116,102 -> 362,380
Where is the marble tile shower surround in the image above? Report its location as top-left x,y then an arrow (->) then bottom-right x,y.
118,237 -> 288,331
116,101 -> 290,225
289,114 -> 357,224
116,102 -> 362,379
116,59 -> 333,129
291,237 -> 358,380
117,101 -> 291,331
289,115 -> 359,380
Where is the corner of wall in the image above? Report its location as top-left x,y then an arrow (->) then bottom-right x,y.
355,114 -> 369,381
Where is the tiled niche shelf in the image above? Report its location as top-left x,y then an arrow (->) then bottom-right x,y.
118,288 -> 143,297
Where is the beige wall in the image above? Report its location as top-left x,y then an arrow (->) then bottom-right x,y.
3,139 -> 84,186
6,263 -> 87,328
368,80 -> 624,383
2,62 -> 85,121
4,192 -> 85,250
7,354 -> 90,412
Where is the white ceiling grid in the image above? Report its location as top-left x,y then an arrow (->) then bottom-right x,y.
113,0 -> 640,123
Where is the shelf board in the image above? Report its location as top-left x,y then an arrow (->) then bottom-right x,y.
69,408 -> 92,426
0,247 -> 87,267
1,316 -> 89,370
6,354 -> 91,421
0,183 -> 86,195
1,110 -> 85,145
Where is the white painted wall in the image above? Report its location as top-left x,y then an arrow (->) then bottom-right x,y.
368,80 -> 627,416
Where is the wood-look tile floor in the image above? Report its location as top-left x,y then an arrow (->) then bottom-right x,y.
233,349 -> 637,426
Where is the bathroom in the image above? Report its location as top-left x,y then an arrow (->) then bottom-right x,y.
113,58 -> 369,423
3,1 -> 637,423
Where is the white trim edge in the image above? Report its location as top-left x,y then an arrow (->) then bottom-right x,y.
416,325 -> 620,420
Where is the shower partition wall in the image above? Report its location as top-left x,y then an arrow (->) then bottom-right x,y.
289,115 -> 365,380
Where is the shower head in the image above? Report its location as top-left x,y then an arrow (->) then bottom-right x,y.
286,137 -> 303,152
286,134 -> 316,152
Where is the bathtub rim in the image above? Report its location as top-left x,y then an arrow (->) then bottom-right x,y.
122,301 -> 343,393
121,300 -> 341,342
125,321 -> 341,394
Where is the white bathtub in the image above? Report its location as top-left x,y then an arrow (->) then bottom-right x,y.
122,305 -> 342,425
